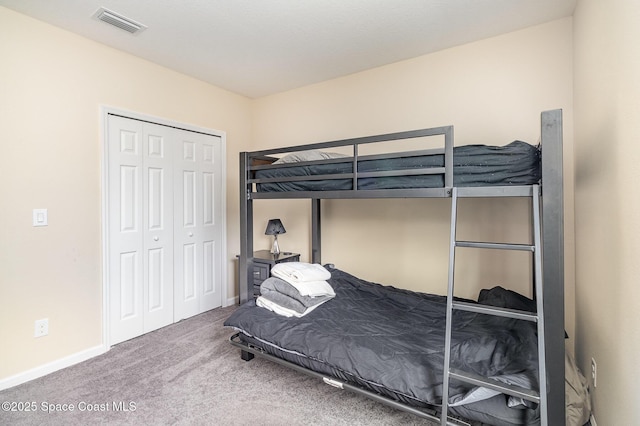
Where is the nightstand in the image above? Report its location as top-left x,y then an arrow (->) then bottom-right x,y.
251,250 -> 300,297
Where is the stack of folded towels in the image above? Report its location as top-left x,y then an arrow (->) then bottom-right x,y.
256,262 -> 335,318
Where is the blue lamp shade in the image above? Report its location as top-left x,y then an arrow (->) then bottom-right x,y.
265,219 -> 286,255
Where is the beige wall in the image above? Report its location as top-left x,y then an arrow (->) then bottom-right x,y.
573,0 -> 640,423
251,18 -> 575,338
0,7 -> 251,381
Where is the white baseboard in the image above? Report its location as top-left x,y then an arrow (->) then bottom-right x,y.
0,344 -> 108,391
2,295 -> 238,392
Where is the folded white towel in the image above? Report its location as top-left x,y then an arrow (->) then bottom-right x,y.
256,296 -> 325,318
271,263 -> 334,296
271,262 -> 331,283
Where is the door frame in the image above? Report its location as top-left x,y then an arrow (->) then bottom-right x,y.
100,105 -> 227,348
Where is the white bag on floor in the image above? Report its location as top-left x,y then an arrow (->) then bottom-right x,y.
566,351 -> 591,426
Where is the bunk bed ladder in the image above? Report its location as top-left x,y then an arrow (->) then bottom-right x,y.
441,185 -> 547,426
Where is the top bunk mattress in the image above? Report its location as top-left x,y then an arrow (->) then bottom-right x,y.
254,141 -> 540,193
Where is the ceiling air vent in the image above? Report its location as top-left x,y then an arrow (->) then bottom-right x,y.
93,7 -> 147,34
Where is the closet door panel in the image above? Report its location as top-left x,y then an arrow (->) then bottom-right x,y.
142,123 -> 174,333
119,166 -> 139,233
174,132 -> 222,320
200,138 -> 222,310
174,137 -> 200,320
183,171 -> 196,226
108,116 -> 144,344
203,241 -> 216,295
182,243 -> 197,299
119,251 -> 140,320
147,247 -> 164,310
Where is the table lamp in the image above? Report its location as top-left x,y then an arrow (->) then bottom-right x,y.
265,218 -> 286,255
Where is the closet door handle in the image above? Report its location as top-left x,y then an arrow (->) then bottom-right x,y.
188,232 -> 194,237
153,236 -> 159,241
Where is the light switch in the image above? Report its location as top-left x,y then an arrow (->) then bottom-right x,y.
33,209 -> 48,227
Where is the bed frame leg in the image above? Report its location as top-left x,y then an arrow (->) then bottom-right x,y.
241,350 -> 255,361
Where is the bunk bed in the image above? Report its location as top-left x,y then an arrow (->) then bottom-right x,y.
227,110 -> 565,426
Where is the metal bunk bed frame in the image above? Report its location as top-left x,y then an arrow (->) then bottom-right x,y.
236,109 -> 564,425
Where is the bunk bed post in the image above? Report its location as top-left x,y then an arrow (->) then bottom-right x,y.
444,125 -> 454,188
311,199 -> 322,263
540,109 -> 565,424
239,152 -> 254,304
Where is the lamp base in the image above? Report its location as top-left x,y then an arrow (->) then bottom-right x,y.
270,236 -> 280,255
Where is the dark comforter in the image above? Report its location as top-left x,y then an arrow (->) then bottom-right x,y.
225,266 -> 541,425
255,141 -> 540,192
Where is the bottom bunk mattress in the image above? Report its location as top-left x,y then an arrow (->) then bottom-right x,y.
224,266 -> 541,426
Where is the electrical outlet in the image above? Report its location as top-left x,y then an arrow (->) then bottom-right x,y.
591,357 -> 597,388
34,318 -> 49,338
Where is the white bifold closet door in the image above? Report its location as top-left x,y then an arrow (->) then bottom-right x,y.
108,115 -> 222,345
173,130 -> 223,321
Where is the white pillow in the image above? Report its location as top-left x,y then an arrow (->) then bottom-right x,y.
273,150 -> 349,164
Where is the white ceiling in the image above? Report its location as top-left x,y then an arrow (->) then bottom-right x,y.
1,0 -> 576,98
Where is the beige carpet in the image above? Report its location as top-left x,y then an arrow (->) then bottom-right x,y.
0,305 -> 438,426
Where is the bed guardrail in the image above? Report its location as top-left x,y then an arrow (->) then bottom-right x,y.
242,126 -> 454,200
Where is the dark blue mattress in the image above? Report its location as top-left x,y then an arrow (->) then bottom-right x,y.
225,266 -> 541,425
255,141 -> 540,192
